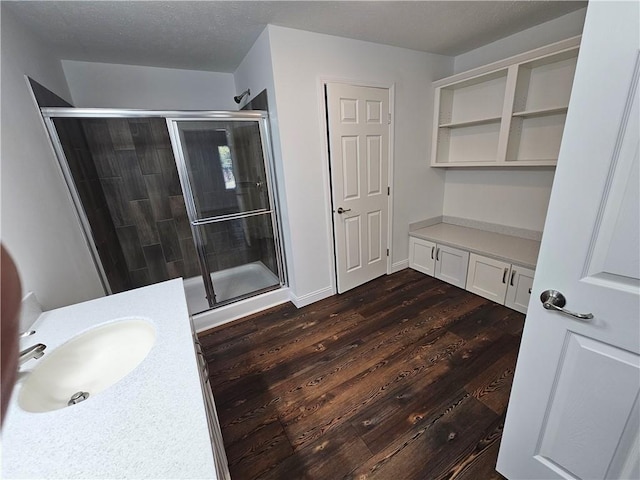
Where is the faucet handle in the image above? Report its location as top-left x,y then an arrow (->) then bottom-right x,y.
20,330 -> 36,338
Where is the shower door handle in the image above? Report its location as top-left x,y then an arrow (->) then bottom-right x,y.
336,207 -> 351,214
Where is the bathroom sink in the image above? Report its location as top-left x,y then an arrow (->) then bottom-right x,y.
18,319 -> 156,413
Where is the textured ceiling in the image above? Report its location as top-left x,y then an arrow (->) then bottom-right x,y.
4,1 -> 586,73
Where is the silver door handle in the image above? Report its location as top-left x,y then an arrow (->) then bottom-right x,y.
336,207 -> 351,214
540,290 -> 594,321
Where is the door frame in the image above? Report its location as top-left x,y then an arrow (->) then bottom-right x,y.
318,77 -> 396,294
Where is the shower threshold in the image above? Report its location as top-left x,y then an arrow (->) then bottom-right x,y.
183,261 -> 280,316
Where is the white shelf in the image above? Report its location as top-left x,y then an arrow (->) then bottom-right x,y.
432,160 -> 558,168
506,113 -> 567,163
430,38 -> 580,168
512,106 -> 568,118
439,116 -> 502,128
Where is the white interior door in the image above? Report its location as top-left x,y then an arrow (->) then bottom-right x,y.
326,83 -> 390,293
497,3 -> 640,479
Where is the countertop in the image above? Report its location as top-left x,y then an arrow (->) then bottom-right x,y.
1,279 -> 216,479
410,223 -> 541,269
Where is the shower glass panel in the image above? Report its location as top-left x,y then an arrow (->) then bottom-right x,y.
177,121 -> 270,219
183,215 -> 281,314
169,118 -> 283,309
41,109 -> 285,317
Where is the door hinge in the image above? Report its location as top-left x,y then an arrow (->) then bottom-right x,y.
386,249 -> 389,257
387,186 -> 390,195
388,113 -> 392,125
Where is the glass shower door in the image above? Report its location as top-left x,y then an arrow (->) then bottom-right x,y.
168,116 -> 284,309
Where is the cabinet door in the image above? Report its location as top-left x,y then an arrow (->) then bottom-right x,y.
435,244 -> 470,289
409,237 -> 436,276
466,253 -> 511,303
504,265 -> 535,314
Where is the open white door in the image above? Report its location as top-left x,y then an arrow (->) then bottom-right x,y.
326,83 -> 390,293
497,3 -> 640,479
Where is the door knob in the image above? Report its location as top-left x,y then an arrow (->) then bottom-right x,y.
336,207 -> 351,214
540,290 -> 594,321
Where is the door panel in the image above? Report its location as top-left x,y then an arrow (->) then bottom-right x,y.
168,117 -> 285,310
466,253 -> 510,303
342,136 -> 360,200
504,265 -> 535,314
366,135 -> 383,195
409,237 -> 436,276
535,333 -> 639,480
327,83 -> 390,293
345,215 -> 362,272
435,245 -> 469,289
497,3 -> 640,479
367,211 -> 382,264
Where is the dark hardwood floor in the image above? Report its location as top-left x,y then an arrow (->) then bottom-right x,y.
199,269 -> 524,480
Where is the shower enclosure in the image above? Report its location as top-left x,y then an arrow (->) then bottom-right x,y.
41,109 -> 286,316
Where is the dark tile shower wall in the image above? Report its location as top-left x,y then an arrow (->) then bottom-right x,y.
54,119 -> 131,293
79,118 -> 201,288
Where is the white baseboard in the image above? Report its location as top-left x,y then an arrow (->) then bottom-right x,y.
193,287 -> 291,334
391,259 -> 409,273
289,285 -> 334,308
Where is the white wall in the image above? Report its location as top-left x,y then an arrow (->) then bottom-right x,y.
62,60 -> 236,109
266,25 -> 452,303
443,169 -> 556,232
454,8 -> 587,73
1,9 -> 104,309
442,8 -> 587,233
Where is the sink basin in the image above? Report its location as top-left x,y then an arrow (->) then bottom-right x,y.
18,318 -> 156,413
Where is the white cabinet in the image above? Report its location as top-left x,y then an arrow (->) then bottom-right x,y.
409,236 -> 436,276
435,244 -> 469,289
504,265 -> 535,314
466,253 -> 511,303
409,237 -> 469,289
466,253 -> 536,314
431,37 -> 580,168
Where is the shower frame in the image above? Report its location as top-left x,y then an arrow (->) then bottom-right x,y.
40,108 -> 287,310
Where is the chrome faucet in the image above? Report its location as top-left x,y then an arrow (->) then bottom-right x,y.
18,343 -> 46,367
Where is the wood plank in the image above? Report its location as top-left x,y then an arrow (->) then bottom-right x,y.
201,270 -> 524,480
281,331 -> 466,451
225,418 -> 294,480
212,284 -> 481,413
352,331 -> 516,455
464,348 -> 519,415
345,395 -> 498,480
257,424 -> 372,480
435,415 -> 506,480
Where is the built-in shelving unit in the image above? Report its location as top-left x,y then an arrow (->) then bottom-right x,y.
431,36 -> 580,168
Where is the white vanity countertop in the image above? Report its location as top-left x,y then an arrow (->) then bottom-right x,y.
1,279 -> 216,479
410,223 -> 541,269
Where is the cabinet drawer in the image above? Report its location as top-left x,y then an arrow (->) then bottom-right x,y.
505,265 -> 535,314
466,253 -> 511,303
409,237 -> 436,276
